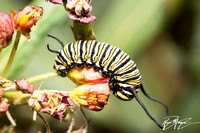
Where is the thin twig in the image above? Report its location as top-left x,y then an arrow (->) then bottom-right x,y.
6,111 -> 16,126
80,107 -> 89,133
37,112 -> 51,133
67,107 -> 75,133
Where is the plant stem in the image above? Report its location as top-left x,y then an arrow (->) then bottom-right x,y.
3,31 -> 21,78
3,91 -> 31,105
71,21 -> 96,40
28,72 -> 59,84
37,112 -> 51,133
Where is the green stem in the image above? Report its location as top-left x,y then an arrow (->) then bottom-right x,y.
3,91 -> 31,105
28,72 -> 59,84
3,31 -> 21,78
71,21 -> 96,40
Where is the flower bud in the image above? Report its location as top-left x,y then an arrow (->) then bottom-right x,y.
70,83 -> 110,111
68,67 -> 108,85
0,99 -> 9,115
11,5 -> 43,40
0,12 -> 14,52
15,78 -> 35,94
68,67 -> 110,111
45,0 -> 63,5
66,0 -> 96,23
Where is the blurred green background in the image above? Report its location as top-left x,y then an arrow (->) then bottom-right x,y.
0,0 -> 200,133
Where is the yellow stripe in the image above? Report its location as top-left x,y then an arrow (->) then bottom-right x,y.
116,91 -> 131,100
94,43 -> 104,63
117,69 -> 139,79
63,44 -> 72,65
110,53 -> 127,71
118,81 -> 141,86
102,47 -> 116,67
115,61 -> 134,74
74,41 -> 79,63
125,80 -> 141,86
84,41 -> 92,61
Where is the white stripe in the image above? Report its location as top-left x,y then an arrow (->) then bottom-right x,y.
81,41 -> 87,61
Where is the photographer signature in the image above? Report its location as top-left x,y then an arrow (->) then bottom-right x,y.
162,116 -> 200,130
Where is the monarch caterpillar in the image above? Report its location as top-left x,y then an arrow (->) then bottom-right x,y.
47,35 -> 168,129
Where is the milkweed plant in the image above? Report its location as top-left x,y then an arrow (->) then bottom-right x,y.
0,0 -> 101,132
0,0 -> 168,132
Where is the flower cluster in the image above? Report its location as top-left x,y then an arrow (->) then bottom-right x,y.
46,0 -> 96,23
67,0 -> 96,23
0,77 -> 12,116
29,90 -> 73,121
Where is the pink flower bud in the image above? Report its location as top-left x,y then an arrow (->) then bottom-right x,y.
66,0 -> 96,23
45,0 -> 63,5
70,83 -> 110,111
0,12 -> 14,52
11,5 -> 43,40
68,67 -> 110,111
0,99 -> 9,115
68,67 -> 109,85
15,78 -> 35,94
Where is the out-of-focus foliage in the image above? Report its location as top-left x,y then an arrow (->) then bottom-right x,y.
0,0 -> 200,133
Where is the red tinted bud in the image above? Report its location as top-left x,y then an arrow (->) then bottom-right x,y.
15,78 -> 35,94
45,0 -> 63,5
0,99 -> 9,115
66,0 -> 96,23
68,67 -> 108,85
11,5 -> 43,40
70,83 -> 110,111
0,12 -> 14,52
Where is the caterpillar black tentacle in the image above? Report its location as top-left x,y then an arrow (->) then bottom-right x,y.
47,35 -> 168,129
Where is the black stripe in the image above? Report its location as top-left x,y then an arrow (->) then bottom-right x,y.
115,64 -> 137,76
55,60 -> 64,66
107,49 -> 122,70
112,56 -> 130,73
67,43 -> 74,62
91,41 -> 98,63
58,53 -> 68,65
79,40 -> 85,62
99,44 -> 110,67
